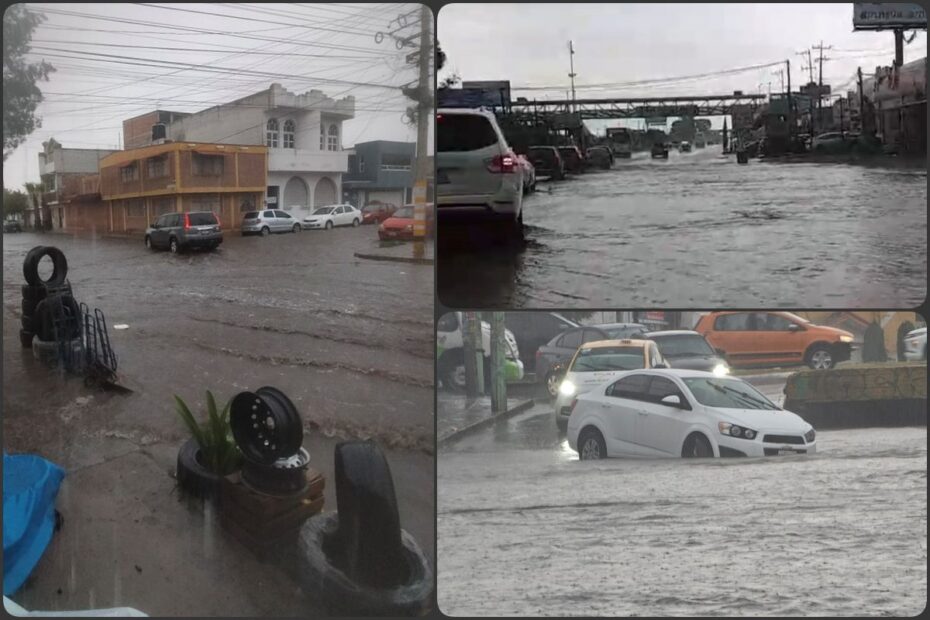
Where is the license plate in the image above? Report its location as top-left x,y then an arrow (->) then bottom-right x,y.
437,169 -> 450,184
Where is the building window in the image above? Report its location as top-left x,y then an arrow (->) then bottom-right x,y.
266,119 -> 279,148
192,153 -> 224,176
381,153 -> 412,171
283,120 -> 295,149
120,164 -> 139,183
192,195 -> 220,212
240,196 -> 257,213
327,124 -> 339,151
126,199 -> 145,217
147,155 -> 168,179
152,197 -> 175,215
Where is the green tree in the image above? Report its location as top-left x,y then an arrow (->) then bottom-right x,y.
3,5 -> 55,161
3,188 -> 29,219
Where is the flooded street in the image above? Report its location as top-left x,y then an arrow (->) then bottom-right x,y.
438,406 -> 927,616
437,147 -> 927,308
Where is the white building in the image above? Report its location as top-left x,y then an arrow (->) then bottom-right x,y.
158,83 -> 355,210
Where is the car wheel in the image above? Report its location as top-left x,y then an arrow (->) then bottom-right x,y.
325,220 -> 334,230
261,226 -> 270,236
144,235 -> 154,250
546,372 -> 561,398
293,224 -> 301,233
352,218 -> 360,227
439,351 -> 466,393
169,237 -> 179,254
682,433 -> 713,458
578,427 -> 606,460
807,345 -> 834,369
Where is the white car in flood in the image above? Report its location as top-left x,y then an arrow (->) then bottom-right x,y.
567,369 -> 816,460
301,204 -> 361,230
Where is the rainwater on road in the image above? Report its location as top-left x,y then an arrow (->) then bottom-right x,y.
437,147 -> 927,308
438,406 -> 927,616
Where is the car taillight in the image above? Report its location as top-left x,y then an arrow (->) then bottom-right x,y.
183,213 -> 191,229
486,152 -> 515,173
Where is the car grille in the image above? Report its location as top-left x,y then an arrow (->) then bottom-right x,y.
560,406 -> 572,417
764,448 -> 807,456
762,434 -> 805,445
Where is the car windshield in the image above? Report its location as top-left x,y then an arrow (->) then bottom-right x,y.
570,346 -> 645,372
780,312 -> 810,324
312,207 -> 335,215
651,334 -> 715,358
605,327 -> 645,339
683,378 -> 778,410
392,206 -> 414,218
187,212 -> 217,226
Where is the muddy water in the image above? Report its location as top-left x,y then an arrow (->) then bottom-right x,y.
438,417 -> 927,616
437,147 -> 927,308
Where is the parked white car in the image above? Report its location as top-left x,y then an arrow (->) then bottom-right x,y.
436,107 -> 525,239
567,369 -> 817,460
903,327 -> 927,361
302,204 -> 361,230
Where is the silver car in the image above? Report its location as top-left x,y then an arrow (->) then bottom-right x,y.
436,108 -> 525,238
241,209 -> 301,236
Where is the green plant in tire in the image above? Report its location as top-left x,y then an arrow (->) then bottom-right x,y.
174,391 -> 241,475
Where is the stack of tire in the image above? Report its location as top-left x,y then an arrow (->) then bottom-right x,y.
20,246 -> 82,365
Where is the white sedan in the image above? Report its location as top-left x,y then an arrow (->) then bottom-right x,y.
567,369 -> 817,460
903,327 -> 927,361
302,204 -> 362,230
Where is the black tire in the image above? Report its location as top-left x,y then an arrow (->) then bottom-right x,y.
325,220 -> 334,230
176,438 -> 223,499
352,218 -> 360,227
578,427 -> 607,460
22,297 -> 39,316
21,284 -> 48,303
682,433 -> 714,458
261,226 -> 271,236
23,246 -> 68,287
33,294 -> 82,342
806,344 -> 835,370
293,224 -> 301,233
21,315 -> 36,332
297,512 -> 433,616
438,350 -> 466,393
169,237 -> 180,254
19,329 -> 34,348
332,441 -> 404,588
144,235 -> 154,250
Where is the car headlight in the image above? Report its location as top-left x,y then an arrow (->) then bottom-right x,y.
559,380 -> 576,396
839,335 -> 853,343
712,363 -> 730,376
718,421 -> 757,440
805,428 -> 816,443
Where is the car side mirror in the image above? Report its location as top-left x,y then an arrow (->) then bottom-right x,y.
661,394 -> 682,407
151,222 -> 159,229
715,348 -> 726,358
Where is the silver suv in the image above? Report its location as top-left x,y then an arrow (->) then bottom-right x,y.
241,209 -> 301,236
145,211 -> 222,253
437,108 -> 525,238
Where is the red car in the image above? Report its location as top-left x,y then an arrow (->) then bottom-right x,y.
378,204 -> 434,240
361,203 -> 396,225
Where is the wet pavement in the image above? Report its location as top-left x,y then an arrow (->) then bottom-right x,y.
438,147 -> 927,308
3,229 -> 434,615
437,391 -> 534,443
438,404 -> 927,616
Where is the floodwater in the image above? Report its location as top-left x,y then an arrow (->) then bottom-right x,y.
437,146 -> 927,308
438,407 -> 928,616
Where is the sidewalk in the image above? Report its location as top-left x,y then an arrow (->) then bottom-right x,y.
354,238 -> 434,265
438,392 -> 534,445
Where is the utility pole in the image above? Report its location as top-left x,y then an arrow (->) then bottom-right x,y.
412,5 -> 432,247
813,41 -> 832,136
489,313 -> 507,414
857,66 -> 866,134
786,59 -> 792,140
894,28 -> 904,67
568,40 -> 577,114
462,313 -> 484,398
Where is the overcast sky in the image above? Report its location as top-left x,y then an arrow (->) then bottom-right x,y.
5,2 -> 431,190
439,3 -> 926,131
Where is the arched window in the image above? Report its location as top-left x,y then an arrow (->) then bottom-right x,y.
320,124 -> 325,150
266,119 -> 279,148
327,124 -> 339,151
282,120 -> 295,149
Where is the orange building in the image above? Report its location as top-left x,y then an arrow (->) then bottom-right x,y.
98,141 -> 268,233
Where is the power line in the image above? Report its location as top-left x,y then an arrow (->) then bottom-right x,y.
30,40 -> 380,61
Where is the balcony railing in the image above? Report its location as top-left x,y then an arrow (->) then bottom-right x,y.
267,149 -> 348,173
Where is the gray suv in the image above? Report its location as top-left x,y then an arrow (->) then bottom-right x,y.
241,209 -> 301,235
145,211 -> 222,253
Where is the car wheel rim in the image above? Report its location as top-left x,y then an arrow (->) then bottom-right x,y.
451,365 -> 466,389
581,439 -> 600,460
170,241 -> 177,253
811,350 -> 832,369
547,374 -> 560,397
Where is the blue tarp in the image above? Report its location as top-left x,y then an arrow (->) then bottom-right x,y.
3,454 -> 65,596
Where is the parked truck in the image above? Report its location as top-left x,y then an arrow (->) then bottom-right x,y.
606,127 -> 633,158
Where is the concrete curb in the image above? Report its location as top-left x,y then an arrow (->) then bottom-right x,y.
736,371 -> 795,385
353,252 -> 433,265
438,398 -> 536,447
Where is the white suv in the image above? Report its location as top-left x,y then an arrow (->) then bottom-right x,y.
436,108 -> 525,238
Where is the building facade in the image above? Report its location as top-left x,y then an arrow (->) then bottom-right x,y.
863,57 -> 927,155
36,138 -> 117,231
342,140 -> 416,208
98,142 -> 267,233
130,84 -> 354,214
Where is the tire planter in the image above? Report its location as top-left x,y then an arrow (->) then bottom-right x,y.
298,512 -> 433,616
176,438 -> 225,500
230,387 -> 303,465
23,246 -> 68,288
